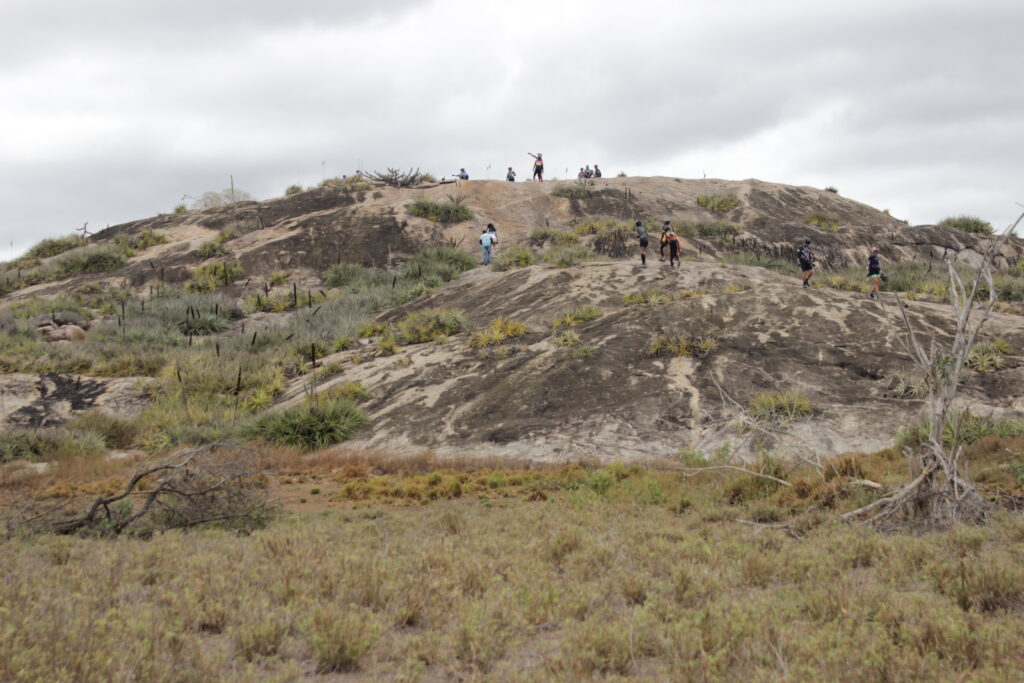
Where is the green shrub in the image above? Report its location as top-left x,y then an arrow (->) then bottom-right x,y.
693,220 -> 741,238
748,390 -> 812,427
967,341 -> 1009,372
824,186 -> 839,193
591,221 -> 632,257
468,318 -> 529,347
116,229 -> 167,251
185,261 -> 244,292
397,308 -> 467,343
0,427 -> 106,463
529,228 -> 561,245
324,382 -> 371,403
246,397 -> 369,451
321,176 -> 371,192
196,241 -> 227,260
541,245 -> 597,268
324,263 -> 388,289
551,184 -> 592,199
285,184 -> 303,196
406,196 -> 473,223
493,245 -> 537,271
940,215 -> 993,234
25,235 -> 88,260
805,214 -> 841,232
402,246 -> 475,283
64,410 -> 139,449
696,194 -> 741,212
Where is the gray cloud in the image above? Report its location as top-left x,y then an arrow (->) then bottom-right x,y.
2,0 -> 1023,257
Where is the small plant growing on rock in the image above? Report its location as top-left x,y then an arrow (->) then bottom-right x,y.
696,194 -> 741,212
553,305 -> 602,328
805,214 -> 841,232
541,245 -> 597,268
285,184 -> 303,196
966,341 -> 1009,372
551,184 -> 592,199
196,241 -> 228,260
748,390 -> 812,428
397,308 -> 467,343
185,261 -> 244,292
407,195 -> 473,224
552,330 -> 581,347
468,318 -> 529,347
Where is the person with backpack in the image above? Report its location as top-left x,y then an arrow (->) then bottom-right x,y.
659,221 -> 672,262
666,228 -> 681,268
454,168 -> 469,180
867,247 -> 883,298
797,238 -> 815,288
486,223 -> 498,257
479,227 -> 497,265
506,167 -> 516,182
634,220 -> 649,266
528,153 -> 544,181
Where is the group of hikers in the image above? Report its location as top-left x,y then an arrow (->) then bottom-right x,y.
479,219 -> 886,296
455,154 -> 603,183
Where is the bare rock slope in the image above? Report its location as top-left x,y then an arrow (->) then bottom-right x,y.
283,260 -> 1024,461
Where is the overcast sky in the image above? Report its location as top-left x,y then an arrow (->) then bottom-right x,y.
2,0 -> 1022,258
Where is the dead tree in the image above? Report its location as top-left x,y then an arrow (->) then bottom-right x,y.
5,443 -> 274,537
364,168 -> 431,188
843,214 -> 1023,528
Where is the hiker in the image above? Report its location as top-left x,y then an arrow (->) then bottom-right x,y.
659,221 -> 672,261
528,153 -> 544,181
506,167 -> 516,182
487,223 -> 498,256
634,220 -> 649,266
584,165 -> 593,178
480,227 -> 497,265
666,228 -> 681,268
797,238 -> 815,288
578,167 -> 587,179
594,164 -> 602,178
867,247 -> 882,298
454,168 -> 469,180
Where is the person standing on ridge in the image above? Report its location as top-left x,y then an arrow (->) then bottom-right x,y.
480,227 -> 497,265
594,164 -> 602,178
659,221 -> 672,262
797,238 -> 815,288
528,153 -> 544,182
634,220 -> 649,267
454,168 -> 469,180
584,165 -> 593,178
506,167 -> 516,182
867,247 -> 883,298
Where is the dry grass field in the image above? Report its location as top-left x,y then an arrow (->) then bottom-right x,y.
4,446 -> 1024,682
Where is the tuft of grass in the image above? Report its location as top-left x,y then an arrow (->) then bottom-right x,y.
407,196 -> 473,223
748,390 -> 812,428
468,318 -> 529,347
696,194 -> 741,212
940,215 -> 993,234
552,305 -> 601,329
805,214 -> 841,232
285,184 -> 303,196
493,244 -> 537,271
51,244 -> 128,276
649,332 -> 718,359
196,241 -> 227,260
397,308 -> 467,344
245,396 -> 369,451
967,341 -> 1010,372
552,330 -> 581,347
824,186 -> 839,193
323,382 -> 371,403
305,605 -> 381,673
551,184 -> 593,199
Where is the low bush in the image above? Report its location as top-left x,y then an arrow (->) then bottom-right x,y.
824,186 -> 839,193
52,244 -> 128,277
551,184 -> 592,199
493,245 -> 537,271
0,427 -> 106,463
407,196 -> 473,224
185,261 -> 244,292
196,241 -> 227,259
541,245 -> 597,268
116,229 -> 167,251
748,390 -> 812,427
940,215 -> 993,234
649,332 -> 718,359
245,397 -> 369,451
397,309 -> 467,343
25,235 -> 88,259
696,194 -> 741,212
285,184 -> 303,196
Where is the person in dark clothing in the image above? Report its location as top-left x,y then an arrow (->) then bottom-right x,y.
528,153 -> 544,181
797,238 -> 815,288
659,221 -> 672,261
634,220 -> 649,266
867,248 -> 882,298
594,164 -> 602,178
506,167 -> 516,182
666,229 -> 681,268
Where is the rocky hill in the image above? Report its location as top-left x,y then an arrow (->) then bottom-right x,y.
2,176 -> 1022,463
